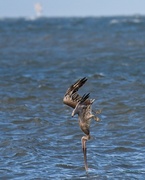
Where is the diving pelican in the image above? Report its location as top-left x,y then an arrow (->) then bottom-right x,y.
63,77 -> 100,171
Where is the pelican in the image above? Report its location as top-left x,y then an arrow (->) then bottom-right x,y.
63,77 -> 100,171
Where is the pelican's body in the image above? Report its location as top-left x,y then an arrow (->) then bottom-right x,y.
72,93 -> 95,136
63,77 -> 100,171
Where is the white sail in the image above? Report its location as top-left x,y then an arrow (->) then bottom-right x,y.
34,3 -> 43,17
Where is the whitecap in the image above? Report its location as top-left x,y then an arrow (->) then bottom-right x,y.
110,19 -> 119,24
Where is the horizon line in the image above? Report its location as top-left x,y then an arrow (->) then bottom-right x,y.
0,13 -> 144,19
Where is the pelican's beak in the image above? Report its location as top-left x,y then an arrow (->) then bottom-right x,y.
82,138 -> 88,171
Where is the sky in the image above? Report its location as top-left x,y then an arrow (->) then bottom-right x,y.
0,0 -> 145,18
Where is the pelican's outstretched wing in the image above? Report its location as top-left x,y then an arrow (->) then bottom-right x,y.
79,93 -> 94,105
63,77 -> 88,108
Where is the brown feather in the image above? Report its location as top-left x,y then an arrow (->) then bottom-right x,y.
63,77 -> 88,108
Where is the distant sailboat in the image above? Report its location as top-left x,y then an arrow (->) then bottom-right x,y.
34,2 -> 43,17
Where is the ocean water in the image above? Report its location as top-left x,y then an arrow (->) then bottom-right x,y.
0,16 -> 145,179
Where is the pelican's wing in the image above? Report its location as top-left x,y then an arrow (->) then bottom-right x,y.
79,93 -> 95,106
63,77 -> 87,108
80,93 -> 91,105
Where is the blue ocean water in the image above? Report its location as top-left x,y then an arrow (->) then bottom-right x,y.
0,16 -> 145,179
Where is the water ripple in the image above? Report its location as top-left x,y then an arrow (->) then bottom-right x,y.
1,17 -> 145,179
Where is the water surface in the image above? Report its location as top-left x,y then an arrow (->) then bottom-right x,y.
0,16 -> 145,179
